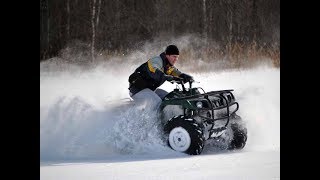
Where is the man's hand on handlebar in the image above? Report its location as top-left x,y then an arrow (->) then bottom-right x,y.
164,75 -> 183,83
179,73 -> 194,83
172,76 -> 183,82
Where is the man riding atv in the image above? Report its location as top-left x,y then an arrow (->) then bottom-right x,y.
128,45 -> 247,155
128,45 -> 193,106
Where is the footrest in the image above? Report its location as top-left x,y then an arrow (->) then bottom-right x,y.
209,127 -> 226,138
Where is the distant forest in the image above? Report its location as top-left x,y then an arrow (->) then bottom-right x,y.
40,0 -> 279,68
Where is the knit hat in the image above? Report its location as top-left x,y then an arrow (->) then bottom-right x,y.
165,45 -> 179,55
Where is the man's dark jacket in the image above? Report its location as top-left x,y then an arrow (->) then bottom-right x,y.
128,52 -> 182,95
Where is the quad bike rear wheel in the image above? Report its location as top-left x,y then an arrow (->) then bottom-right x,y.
164,115 -> 205,155
227,122 -> 247,150
209,115 -> 247,151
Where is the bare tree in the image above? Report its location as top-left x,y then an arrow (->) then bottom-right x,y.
96,0 -> 101,27
202,0 -> 207,43
46,0 -> 50,51
66,0 -> 70,40
90,0 -> 96,62
251,0 -> 258,42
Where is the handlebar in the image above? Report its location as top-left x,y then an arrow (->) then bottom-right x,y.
169,77 -> 184,84
169,77 -> 196,92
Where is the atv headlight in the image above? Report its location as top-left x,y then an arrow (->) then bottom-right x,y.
196,101 -> 203,108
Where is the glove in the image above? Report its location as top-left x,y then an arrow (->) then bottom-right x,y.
164,75 -> 184,82
164,74 -> 174,81
179,73 -> 194,83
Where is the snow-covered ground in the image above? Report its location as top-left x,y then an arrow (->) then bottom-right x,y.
40,60 -> 279,180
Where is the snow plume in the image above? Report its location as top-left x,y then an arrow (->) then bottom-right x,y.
47,34 -> 276,73
40,62 -> 177,160
108,102 -> 168,155
40,95 -> 170,160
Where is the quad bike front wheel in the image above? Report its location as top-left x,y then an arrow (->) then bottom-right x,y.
164,115 -> 205,155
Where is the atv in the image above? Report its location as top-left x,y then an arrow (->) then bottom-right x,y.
159,78 -> 247,155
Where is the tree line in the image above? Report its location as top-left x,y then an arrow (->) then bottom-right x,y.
40,0 -> 279,67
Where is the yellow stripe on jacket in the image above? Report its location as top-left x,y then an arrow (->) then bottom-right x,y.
147,59 -> 164,73
147,60 -> 156,73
